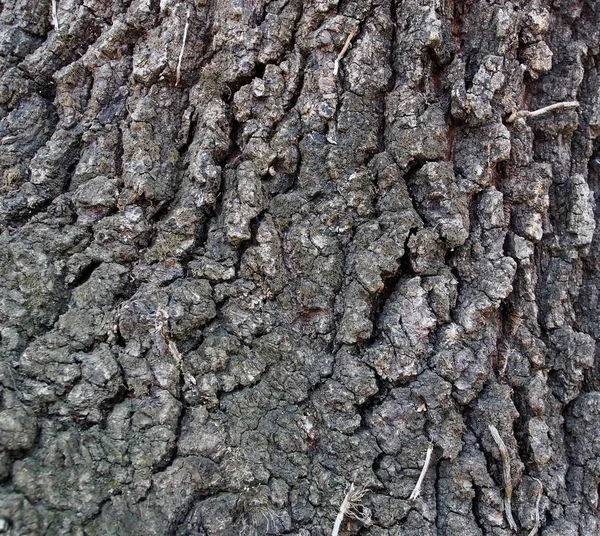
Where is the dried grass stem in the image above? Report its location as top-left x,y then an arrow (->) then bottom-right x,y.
528,478 -> 543,536
488,425 -> 517,532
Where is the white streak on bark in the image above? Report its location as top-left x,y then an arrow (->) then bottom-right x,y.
175,7 -> 191,87
51,0 -> 60,33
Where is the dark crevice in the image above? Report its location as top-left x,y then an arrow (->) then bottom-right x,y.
223,62 -> 269,106
226,117 -> 244,163
68,260 -> 101,289
433,454 -> 443,532
511,384 -> 536,473
178,109 -> 198,158
113,323 -> 127,348
115,124 -> 125,178
233,208 -> 269,277
147,199 -> 172,222
387,0 -> 399,93
60,158 -> 80,195
399,229 -> 417,278
470,480 -> 488,534
369,228 -> 417,334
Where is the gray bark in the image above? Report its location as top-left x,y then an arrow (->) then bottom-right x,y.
0,0 -> 599,534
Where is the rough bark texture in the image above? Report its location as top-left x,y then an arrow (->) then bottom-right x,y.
1,0 -> 599,535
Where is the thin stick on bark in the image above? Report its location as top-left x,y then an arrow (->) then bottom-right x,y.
506,101 -> 579,123
51,0 -> 60,34
175,7 -> 191,87
488,425 -> 518,532
409,442 -> 434,502
528,478 -> 543,536
333,28 -> 358,76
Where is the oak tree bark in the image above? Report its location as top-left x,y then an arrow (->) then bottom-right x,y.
0,0 -> 599,535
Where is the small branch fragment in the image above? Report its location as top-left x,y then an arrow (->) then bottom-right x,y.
51,0 -> 60,34
409,443 -> 434,502
331,483 -> 369,536
506,101 -> 579,123
175,7 -> 191,87
528,478 -> 543,536
488,425 -> 518,532
333,28 -> 358,76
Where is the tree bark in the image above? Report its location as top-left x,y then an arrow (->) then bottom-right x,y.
0,0 -> 599,535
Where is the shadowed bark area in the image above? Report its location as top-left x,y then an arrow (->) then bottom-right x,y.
0,0 -> 599,534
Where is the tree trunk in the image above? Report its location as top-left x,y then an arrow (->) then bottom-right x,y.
1,0 -> 599,535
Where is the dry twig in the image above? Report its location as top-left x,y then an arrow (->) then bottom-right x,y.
528,478 -> 543,536
506,101 -> 579,123
488,424 -> 518,532
333,28 -> 358,76
175,7 -> 191,87
409,443 -> 434,502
